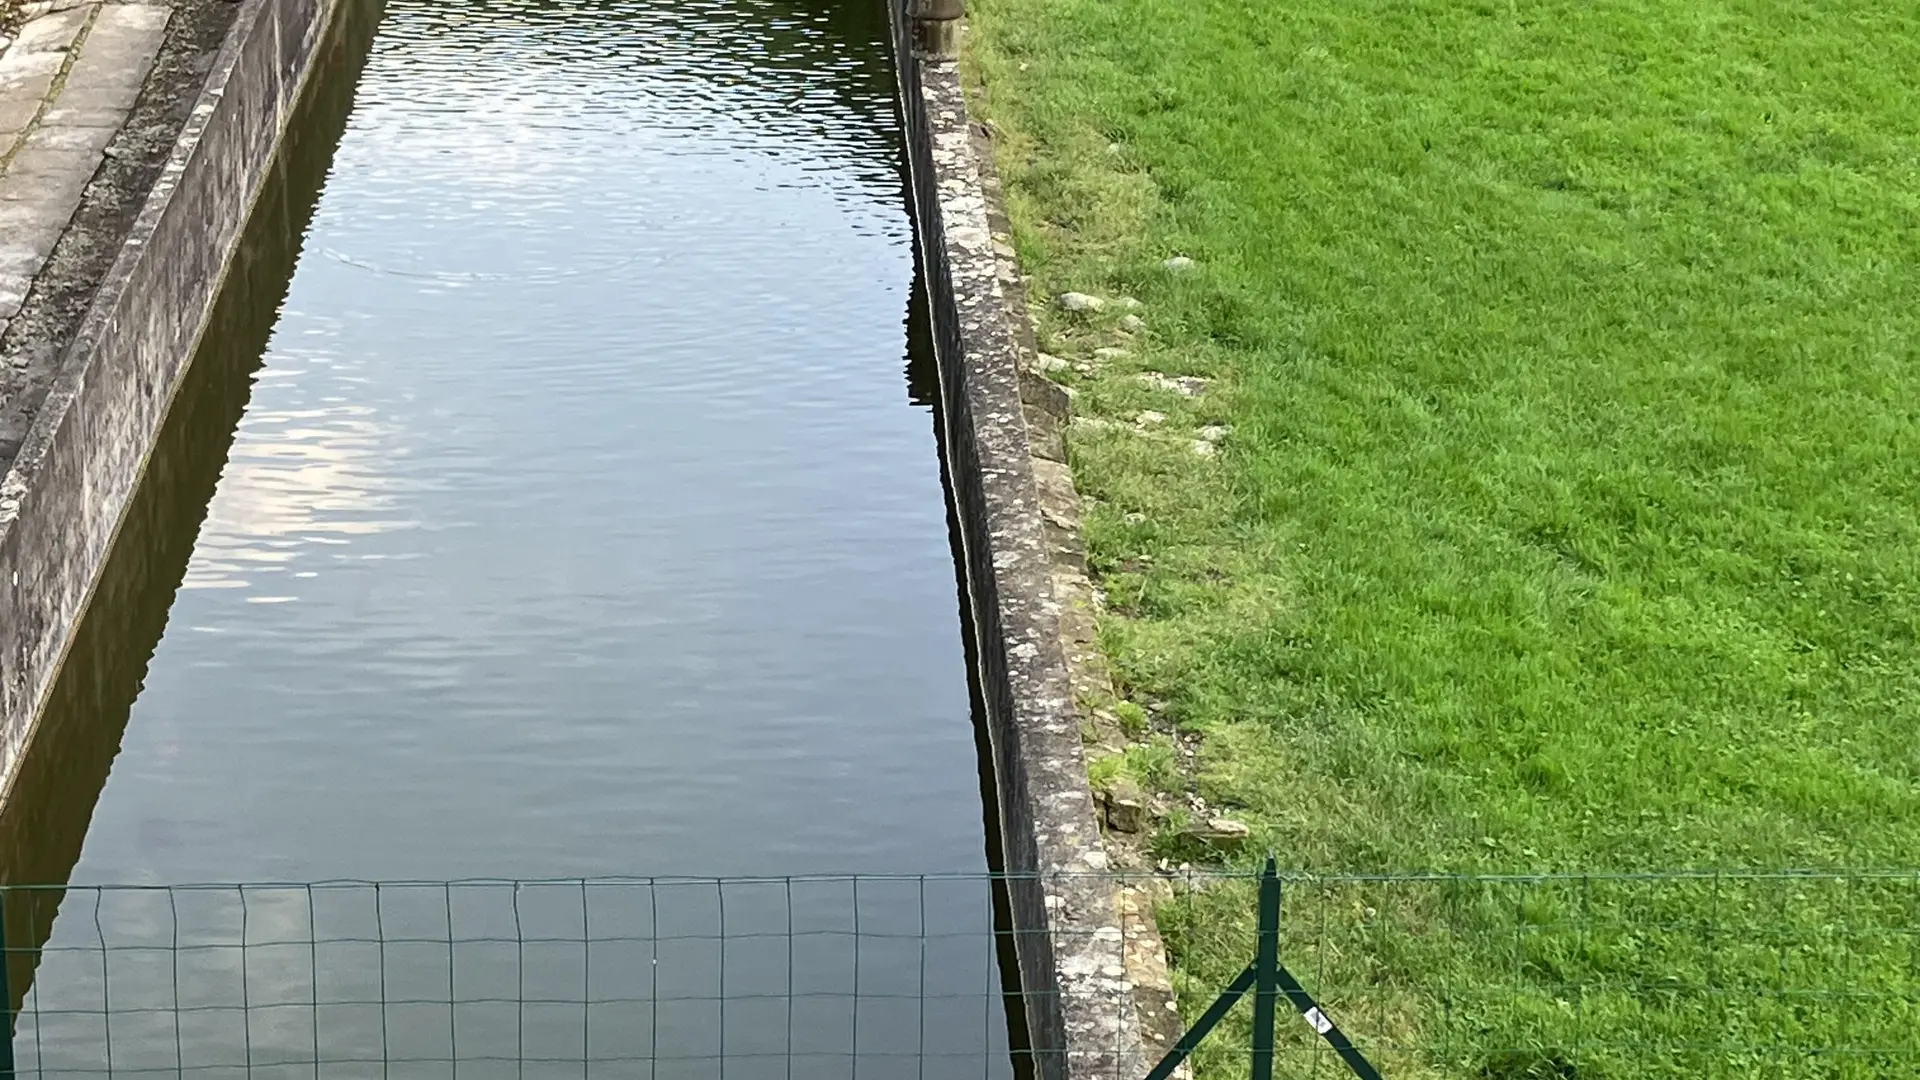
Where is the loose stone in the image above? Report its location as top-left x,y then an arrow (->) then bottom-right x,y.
1100,779 -> 1148,833
1137,371 -> 1209,397
1163,256 -> 1195,272
1180,817 -> 1251,850
1118,313 -> 1145,333
1058,291 -> 1105,313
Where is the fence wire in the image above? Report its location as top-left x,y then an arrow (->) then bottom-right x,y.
0,869 -> 1914,1079
2,876 -> 1013,1080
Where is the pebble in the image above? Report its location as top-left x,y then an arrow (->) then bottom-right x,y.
1035,353 -> 1071,373
1198,424 -> 1229,442
1058,292 -> 1105,313
1163,256 -> 1195,272
1117,314 -> 1146,333
1135,410 -> 1167,427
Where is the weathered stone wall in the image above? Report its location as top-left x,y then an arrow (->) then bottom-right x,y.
0,0 -> 342,804
888,8 -> 1150,1080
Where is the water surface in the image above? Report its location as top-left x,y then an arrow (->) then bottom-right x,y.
3,1 -> 1009,1073
85,0 -> 979,884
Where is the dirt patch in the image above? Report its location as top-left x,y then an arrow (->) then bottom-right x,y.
0,0 -> 238,470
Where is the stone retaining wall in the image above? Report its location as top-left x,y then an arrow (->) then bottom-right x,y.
888,8 -> 1151,1080
0,0 -> 343,806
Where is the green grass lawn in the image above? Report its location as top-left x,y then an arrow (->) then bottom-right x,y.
964,0 -> 1920,1071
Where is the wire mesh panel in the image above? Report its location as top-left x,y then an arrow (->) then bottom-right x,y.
3,877 -> 1015,1080
3,870 -> 1917,1079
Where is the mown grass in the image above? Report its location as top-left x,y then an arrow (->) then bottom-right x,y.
963,0 -> 1920,1071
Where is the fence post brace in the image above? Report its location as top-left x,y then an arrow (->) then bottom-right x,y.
1141,860 -> 1384,1080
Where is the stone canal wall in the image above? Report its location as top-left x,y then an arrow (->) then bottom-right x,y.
889,7 -> 1151,1080
0,0 -> 343,806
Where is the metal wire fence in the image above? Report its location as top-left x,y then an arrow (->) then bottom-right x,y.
1,875 -> 1013,1080
0,868 -> 1913,1079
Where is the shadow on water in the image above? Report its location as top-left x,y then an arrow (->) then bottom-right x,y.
0,0 -> 385,1018
886,2 -> 1032,1058
902,248 -> 1036,1079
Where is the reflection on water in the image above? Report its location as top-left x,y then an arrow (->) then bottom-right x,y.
65,0 -> 978,885
3,0 -> 1008,1073
0,0 -> 379,1027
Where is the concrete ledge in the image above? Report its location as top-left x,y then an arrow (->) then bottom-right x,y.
0,0 -> 345,805
889,7 -> 1150,1080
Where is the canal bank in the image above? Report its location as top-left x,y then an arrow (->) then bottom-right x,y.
890,7 -> 1161,1080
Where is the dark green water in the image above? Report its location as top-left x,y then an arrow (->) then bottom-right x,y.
1,1 -> 1012,1074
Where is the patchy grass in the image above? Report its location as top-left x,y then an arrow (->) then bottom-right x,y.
965,0 -> 1920,1069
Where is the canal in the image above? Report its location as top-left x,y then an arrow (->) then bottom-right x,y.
0,0 -> 1014,1074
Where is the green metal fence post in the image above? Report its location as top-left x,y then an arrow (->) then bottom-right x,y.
0,888 -> 13,1080
1251,859 -> 1280,1080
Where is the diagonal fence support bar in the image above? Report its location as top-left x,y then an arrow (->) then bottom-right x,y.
1270,961 -> 1382,1080
1142,964 -> 1256,1080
